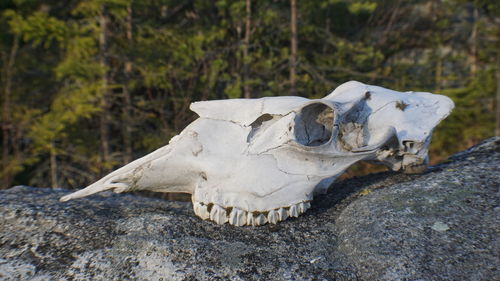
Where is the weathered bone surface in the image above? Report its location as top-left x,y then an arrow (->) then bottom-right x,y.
60,81 -> 454,226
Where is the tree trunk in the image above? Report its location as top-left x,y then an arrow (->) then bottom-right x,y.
243,0 -> 251,99
435,54 -> 442,91
50,143 -> 58,188
289,0 -> 297,95
123,4 -> 133,164
99,5 -> 111,173
496,68 -> 500,136
469,6 -> 478,75
1,34 -> 19,189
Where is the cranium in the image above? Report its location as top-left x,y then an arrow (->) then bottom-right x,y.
60,81 -> 454,226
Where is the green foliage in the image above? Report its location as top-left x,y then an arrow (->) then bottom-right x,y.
432,68 -> 497,159
3,10 -> 66,47
347,2 -> 377,14
0,0 -> 497,189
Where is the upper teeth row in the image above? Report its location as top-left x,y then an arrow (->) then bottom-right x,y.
192,201 -> 311,226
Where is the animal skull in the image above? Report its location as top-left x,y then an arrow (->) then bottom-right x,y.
60,81 -> 454,226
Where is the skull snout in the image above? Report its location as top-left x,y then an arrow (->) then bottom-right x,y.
400,139 -> 429,174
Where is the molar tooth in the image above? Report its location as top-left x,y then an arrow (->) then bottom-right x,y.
210,204 -> 228,225
253,214 -> 267,226
267,209 -> 279,224
277,207 -> 288,221
199,206 -> 210,220
289,205 -> 299,217
193,201 -> 210,220
229,208 -> 247,226
247,213 -> 255,226
193,201 -> 201,215
298,202 -> 311,214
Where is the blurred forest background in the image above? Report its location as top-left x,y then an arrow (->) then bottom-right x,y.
0,0 -> 498,191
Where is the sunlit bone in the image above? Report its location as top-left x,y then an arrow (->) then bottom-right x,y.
60,81 -> 454,226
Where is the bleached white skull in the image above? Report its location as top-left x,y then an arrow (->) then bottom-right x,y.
60,81 -> 454,226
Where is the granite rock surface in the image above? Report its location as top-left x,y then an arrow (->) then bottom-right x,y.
0,137 -> 498,280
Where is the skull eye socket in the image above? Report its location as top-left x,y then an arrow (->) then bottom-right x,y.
294,103 -> 334,147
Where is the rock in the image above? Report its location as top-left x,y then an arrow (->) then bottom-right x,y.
0,137 -> 498,281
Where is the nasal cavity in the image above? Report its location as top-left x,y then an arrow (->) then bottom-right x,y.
294,103 -> 334,146
402,140 -> 419,154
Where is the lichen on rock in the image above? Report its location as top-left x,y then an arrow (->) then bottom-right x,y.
0,137 -> 498,280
